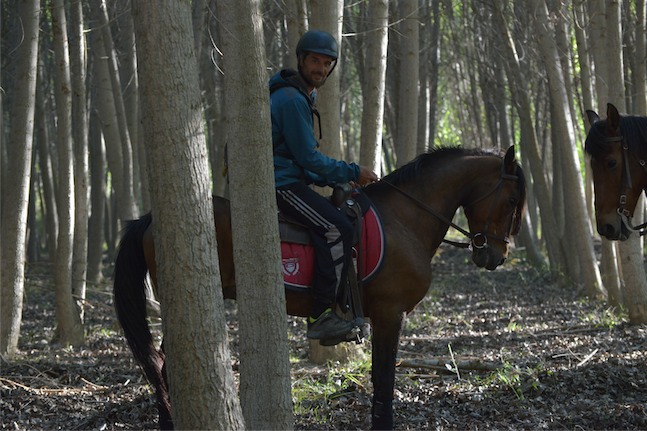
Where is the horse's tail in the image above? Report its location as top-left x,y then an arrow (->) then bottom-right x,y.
113,214 -> 172,429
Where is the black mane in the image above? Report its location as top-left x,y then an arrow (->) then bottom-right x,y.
382,146 -> 505,186
585,115 -> 647,159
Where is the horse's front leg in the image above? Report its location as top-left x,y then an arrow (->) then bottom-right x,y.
370,310 -> 406,430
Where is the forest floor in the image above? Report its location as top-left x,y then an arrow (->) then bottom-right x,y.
2,245 -> 647,430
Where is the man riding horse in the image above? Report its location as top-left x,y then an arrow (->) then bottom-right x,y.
269,30 -> 379,342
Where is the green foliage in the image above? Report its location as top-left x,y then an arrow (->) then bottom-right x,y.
292,357 -> 372,418
477,359 -> 544,401
579,303 -> 626,329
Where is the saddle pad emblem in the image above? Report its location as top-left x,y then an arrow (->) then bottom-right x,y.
281,257 -> 300,277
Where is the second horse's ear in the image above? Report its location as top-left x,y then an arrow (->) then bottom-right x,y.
607,103 -> 621,132
586,110 -> 600,127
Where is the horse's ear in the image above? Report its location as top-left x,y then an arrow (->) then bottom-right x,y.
607,103 -> 621,132
504,145 -> 515,164
586,110 -> 599,126
503,145 -> 516,175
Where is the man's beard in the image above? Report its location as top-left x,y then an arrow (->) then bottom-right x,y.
298,65 -> 327,89
304,72 -> 327,88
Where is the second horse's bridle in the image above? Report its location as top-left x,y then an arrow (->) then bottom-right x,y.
607,133 -> 647,236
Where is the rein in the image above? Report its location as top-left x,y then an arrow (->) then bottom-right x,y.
382,163 -> 518,250
612,134 -> 647,235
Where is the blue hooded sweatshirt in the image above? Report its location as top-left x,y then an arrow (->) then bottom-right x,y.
269,69 -> 360,188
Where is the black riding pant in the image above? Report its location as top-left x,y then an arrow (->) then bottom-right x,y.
276,182 -> 353,313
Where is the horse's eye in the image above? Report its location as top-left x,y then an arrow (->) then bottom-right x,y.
607,159 -> 618,169
508,197 -> 518,206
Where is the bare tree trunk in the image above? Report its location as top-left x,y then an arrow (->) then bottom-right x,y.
605,0 -> 647,323
576,8 -> 623,305
69,0 -> 89,320
394,0 -> 419,166
574,2 -> 596,227
585,0 -> 623,304
359,0 -> 388,174
533,0 -> 604,297
94,0 -> 138,220
87,109 -> 106,284
417,0 -> 430,154
635,0 -> 647,115
427,0 -> 441,148
217,0 -> 294,427
35,67 -> 58,257
200,2 -> 227,197
113,0 -> 142,207
492,0 -> 563,274
285,0 -> 307,70
307,0 -> 362,361
89,19 -> 130,222
0,0 -> 40,357
309,0 -> 344,160
50,0 -> 84,347
132,1 -> 245,427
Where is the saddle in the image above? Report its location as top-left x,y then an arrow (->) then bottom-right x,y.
278,184 -> 385,345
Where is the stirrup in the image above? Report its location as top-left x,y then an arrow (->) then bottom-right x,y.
319,318 -> 365,346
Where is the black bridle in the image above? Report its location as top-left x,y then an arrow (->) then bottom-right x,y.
383,161 -> 519,250
609,134 -> 647,236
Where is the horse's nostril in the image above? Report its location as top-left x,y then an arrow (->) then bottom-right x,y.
599,224 -> 616,238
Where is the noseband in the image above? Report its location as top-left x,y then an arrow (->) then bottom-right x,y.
383,161 -> 519,250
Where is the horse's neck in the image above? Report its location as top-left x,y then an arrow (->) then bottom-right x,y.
372,152 -> 502,218
367,172 -> 470,248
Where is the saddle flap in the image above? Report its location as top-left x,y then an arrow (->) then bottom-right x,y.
278,219 -> 311,245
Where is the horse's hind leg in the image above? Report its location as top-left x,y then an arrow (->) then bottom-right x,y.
141,226 -> 173,429
157,341 -> 173,430
370,310 -> 406,430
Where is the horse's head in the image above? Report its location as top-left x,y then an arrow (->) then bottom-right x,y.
585,103 -> 647,240
463,146 -> 526,270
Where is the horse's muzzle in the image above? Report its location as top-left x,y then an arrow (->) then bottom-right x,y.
597,216 -> 632,241
472,246 -> 506,270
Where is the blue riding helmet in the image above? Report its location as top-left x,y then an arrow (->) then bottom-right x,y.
296,30 -> 338,60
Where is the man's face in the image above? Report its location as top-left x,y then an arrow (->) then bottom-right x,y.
299,52 -> 335,89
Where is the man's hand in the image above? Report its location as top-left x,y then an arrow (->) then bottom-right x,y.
357,165 -> 379,186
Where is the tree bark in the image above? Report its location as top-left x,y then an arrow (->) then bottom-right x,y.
635,0 -> 646,115
87,108 -> 107,284
69,0 -> 89,320
604,0 -> 647,323
35,66 -> 58,257
216,0 -> 294,427
533,0 -> 604,297
359,0 -> 388,174
90,1 -> 138,220
586,0 -> 624,304
309,0 -> 344,161
0,0 -> 40,357
50,0 -> 85,347
132,1 -> 245,428
285,0 -> 307,70
94,0 -> 138,220
394,0 -> 419,166
491,0 -> 563,274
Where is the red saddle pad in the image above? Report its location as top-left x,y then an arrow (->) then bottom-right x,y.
280,205 -> 385,291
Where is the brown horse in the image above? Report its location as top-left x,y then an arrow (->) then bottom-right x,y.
585,103 -> 647,240
113,145 -> 526,430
